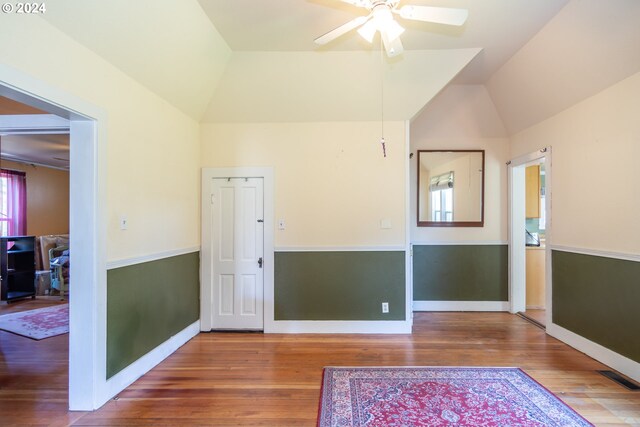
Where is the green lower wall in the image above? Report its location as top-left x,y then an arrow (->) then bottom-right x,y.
107,252 -> 200,379
413,245 -> 508,301
552,250 -> 640,363
275,251 -> 405,321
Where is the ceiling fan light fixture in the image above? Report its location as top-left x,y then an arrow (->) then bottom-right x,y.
357,6 -> 405,44
316,1 -> 468,57
381,19 -> 405,42
357,19 -> 377,43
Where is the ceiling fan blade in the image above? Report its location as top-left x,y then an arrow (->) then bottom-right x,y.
339,0 -> 372,8
397,5 -> 468,26
314,15 -> 370,45
381,31 -> 404,57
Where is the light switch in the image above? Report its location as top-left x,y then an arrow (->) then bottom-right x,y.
380,219 -> 392,229
278,219 -> 285,230
120,215 -> 128,230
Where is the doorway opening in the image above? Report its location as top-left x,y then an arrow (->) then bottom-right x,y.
0,78 -> 102,410
508,148 -> 552,329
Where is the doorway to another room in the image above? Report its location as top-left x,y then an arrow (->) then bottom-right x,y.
522,160 -> 546,327
508,148 -> 551,329
0,79 -> 101,410
0,94 -> 71,412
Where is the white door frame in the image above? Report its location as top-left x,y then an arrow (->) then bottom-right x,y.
201,167 -> 274,332
1,66 -> 107,410
508,147 -> 552,326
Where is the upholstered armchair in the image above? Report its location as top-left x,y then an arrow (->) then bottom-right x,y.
49,246 -> 69,300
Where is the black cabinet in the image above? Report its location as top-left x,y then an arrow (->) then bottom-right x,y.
1,236 -> 36,302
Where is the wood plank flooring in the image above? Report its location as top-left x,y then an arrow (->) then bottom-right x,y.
0,312 -> 638,426
522,308 -> 547,326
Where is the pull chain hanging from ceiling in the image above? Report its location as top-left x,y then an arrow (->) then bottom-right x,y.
380,36 -> 386,158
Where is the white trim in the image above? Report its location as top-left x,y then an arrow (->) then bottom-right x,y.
106,247 -> 200,270
266,320 -> 412,334
547,323 -> 640,384
102,321 -> 199,401
201,167 -> 274,333
509,150 -> 548,167
507,147 -> 553,327
1,65 -> 109,411
69,118 -> 105,411
411,241 -> 508,246
550,245 -> 640,263
413,301 -> 510,312
508,163 -> 527,314
275,246 -> 405,252
404,121 -> 413,326
0,113 -> 70,134
0,156 -> 70,171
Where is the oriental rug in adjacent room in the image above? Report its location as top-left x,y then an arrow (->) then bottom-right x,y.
0,303 -> 68,340
317,366 -> 593,427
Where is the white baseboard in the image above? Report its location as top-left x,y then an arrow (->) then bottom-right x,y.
547,323 -> 640,384
265,320 -> 412,334
413,301 -> 510,312
100,320 -> 200,406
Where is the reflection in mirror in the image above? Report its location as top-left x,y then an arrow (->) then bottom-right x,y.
417,150 -> 484,227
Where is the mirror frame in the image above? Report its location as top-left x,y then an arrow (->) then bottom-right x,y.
417,149 -> 485,227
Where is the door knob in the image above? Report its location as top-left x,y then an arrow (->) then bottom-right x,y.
258,257 -> 263,268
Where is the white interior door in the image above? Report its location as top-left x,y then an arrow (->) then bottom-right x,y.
210,177 -> 264,330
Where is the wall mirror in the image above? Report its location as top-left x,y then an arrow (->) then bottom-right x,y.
417,150 -> 484,227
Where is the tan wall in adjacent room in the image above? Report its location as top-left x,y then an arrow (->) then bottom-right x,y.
1,159 -> 69,236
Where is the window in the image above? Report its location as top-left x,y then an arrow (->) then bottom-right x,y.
430,171 -> 453,222
0,169 -> 27,236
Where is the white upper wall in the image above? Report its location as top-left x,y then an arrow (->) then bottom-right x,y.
487,0 -> 640,135
510,71 -> 640,254
412,84 -> 507,139
0,12 -> 202,261
41,0 -> 231,120
411,85 -> 509,243
201,121 -> 407,248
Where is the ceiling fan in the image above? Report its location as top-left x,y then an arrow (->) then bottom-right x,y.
314,0 -> 468,57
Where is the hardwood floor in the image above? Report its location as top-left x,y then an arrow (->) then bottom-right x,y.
522,308 -> 547,326
0,312 -> 638,426
0,295 -> 66,315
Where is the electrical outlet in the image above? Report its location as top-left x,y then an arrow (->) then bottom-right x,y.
382,302 -> 389,313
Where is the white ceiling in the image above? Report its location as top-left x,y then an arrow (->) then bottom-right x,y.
41,0 -> 231,120
1,134 -> 70,170
198,0 -> 569,83
0,97 -> 69,170
487,0 -> 640,133
37,0 -> 571,122
16,0 -> 640,131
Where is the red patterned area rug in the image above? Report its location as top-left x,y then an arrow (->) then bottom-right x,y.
0,304 -> 68,340
317,367 -> 593,427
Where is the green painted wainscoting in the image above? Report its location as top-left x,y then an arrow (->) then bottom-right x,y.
552,250 -> 640,363
107,252 -> 200,379
274,251 -> 405,320
413,245 -> 508,301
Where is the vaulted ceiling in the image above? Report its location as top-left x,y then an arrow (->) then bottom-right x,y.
25,0 -> 640,130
